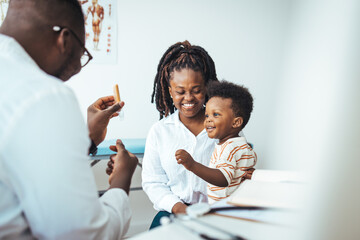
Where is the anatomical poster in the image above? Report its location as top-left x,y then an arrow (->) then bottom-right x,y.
0,0 -> 9,27
79,0 -> 118,64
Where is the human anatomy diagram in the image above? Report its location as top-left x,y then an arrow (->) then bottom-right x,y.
0,0 -> 9,25
78,0 -> 117,64
85,0 -> 104,51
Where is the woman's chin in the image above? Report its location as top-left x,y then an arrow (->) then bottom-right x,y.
179,106 -> 204,118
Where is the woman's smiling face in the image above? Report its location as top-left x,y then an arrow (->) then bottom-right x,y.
168,68 -> 206,120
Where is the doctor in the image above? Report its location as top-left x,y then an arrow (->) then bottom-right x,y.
0,0 -> 137,239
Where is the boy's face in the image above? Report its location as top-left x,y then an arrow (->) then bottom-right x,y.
204,97 -> 242,144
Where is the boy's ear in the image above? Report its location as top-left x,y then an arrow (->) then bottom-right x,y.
232,117 -> 243,128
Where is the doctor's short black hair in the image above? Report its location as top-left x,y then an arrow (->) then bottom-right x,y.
207,80 -> 253,129
8,0 -> 84,31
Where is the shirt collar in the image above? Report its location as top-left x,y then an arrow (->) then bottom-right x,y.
163,110 -> 180,125
163,110 -> 208,136
0,34 -> 40,69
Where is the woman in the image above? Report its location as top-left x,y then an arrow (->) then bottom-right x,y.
141,40 -> 219,229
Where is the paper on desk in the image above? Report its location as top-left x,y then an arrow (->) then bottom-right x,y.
210,198 -> 299,226
227,180 -> 305,209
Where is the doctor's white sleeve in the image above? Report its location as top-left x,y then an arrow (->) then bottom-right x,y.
3,87 -> 131,240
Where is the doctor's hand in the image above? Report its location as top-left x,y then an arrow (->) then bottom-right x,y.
87,96 -> 124,146
175,149 -> 196,171
108,139 -> 138,194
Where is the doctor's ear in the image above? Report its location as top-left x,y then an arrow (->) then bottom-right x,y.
232,117 -> 243,129
53,27 -> 72,54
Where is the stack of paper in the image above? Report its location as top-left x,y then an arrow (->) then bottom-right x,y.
209,170 -> 306,225
227,180 -> 305,209
227,170 -> 306,209
211,199 -> 299,225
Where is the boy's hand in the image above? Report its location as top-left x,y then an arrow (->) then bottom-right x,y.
175,149 -> 196,171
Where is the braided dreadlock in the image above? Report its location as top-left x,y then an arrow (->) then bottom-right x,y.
151,40 -> 218,119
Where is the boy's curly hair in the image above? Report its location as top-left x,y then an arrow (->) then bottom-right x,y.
207,80 -> 253,130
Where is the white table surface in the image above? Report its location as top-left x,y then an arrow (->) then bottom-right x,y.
129,213 -> 299,240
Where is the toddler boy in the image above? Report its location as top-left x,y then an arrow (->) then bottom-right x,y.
176,80 -> 257,204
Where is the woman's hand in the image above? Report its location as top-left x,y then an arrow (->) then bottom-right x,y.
171,202 -> 188,214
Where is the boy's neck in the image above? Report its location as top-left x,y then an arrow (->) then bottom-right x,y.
218,132 -> 241,145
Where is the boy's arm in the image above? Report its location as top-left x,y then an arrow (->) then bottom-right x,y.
176,149 -> 228,187
190,162 -> 229,187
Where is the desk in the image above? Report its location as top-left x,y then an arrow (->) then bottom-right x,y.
90,138 -> 146,167
90,138 -> 146,193
129,213 -> 298,240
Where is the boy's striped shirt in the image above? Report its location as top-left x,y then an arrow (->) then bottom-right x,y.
207,137 -> 257,204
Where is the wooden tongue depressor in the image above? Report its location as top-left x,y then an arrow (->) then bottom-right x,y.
113,84 -> 121,102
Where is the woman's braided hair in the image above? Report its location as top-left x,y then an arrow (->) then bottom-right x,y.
151,40 -> 218,119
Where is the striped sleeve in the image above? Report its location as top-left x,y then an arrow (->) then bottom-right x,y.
215,143 -> 248,185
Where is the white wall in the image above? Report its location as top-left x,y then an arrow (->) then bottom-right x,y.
278,0 -> 360,239
67,0 -> 293,169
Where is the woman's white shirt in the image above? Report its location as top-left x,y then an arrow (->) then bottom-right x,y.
141,111 -> 217,212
